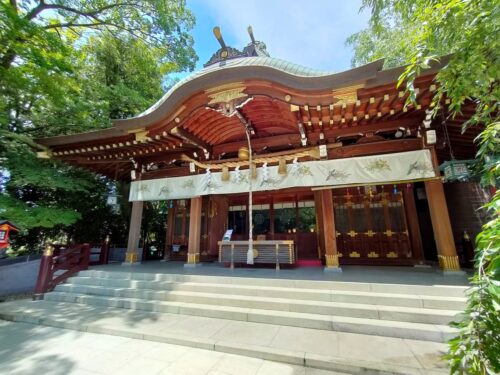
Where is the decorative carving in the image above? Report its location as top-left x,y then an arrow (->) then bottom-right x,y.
438,255 -> 460,270
384,230 -> 394,237
365,230 -> 375,237
332,84 -> 364,104
347,230 -> 357,238
367,251 -> 379,258
207,86 -> 247,105
325,254 -> 339,267
349,251 -> 361,258
204,25 -> 269,67
125,252 -> 138,263
387,251 -> 398,258
187,253 -> 200,264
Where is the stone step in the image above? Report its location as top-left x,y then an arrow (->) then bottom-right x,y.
78,269 -> 469,297
0,299 -> 450,375
44,291 -> 457,342
66,275 -> 467,311
54,283 -> 460,325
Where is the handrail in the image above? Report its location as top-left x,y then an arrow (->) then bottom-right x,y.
33,243 -> 90,300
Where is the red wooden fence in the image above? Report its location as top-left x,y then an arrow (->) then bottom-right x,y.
33,243 -> 92,299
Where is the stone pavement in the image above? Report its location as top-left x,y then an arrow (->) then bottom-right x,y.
0,320 -> 345,375
0,299 -> 450,374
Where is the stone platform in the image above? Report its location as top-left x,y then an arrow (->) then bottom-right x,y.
0,266 -> 470,374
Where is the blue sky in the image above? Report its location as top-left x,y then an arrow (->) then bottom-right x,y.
182,0 -> 370,74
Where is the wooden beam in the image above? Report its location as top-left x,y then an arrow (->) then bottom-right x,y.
171,127 -> 211,151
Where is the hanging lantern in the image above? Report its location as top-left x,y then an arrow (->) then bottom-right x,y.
393,184 -> 398,194
221,166 -> 230,181
278,158 -> 287,175
439,160 -> 475,182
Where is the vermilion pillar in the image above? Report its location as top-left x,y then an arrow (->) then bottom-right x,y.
424,179 -> 461,271
123,200 -> 144,265
319,189 -> 341,272
185,196 -> 202,267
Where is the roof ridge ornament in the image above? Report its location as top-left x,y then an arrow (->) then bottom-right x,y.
204,25 -> 270,67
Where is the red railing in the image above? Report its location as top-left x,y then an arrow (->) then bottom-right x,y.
33,243 -> 90,299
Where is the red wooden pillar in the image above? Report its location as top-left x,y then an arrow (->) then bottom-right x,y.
425,179 -> 461,271
319,189 -> 341,272
124,200 -> 144,265
33,245 -> 54,300
402,186 -> 425,263
207,195 -> 229,257
186,196 -> 202,267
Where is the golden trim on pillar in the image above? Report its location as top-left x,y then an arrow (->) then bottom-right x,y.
325,254 -> 339,267
187,253 -> 200,264
438,255 -> 460,270
125,252 -> 138,263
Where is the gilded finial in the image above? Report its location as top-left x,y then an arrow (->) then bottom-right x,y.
213,26 -> 226,49
247,25 -> 256,44
44,245 -> 54,256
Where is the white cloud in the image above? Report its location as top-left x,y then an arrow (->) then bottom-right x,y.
193,0 -> 370,72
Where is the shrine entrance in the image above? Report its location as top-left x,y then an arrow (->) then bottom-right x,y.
227,189 -> 318,261
332,185 -> 414,265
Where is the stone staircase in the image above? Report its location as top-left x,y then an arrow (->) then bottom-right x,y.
43,269 -> 466,343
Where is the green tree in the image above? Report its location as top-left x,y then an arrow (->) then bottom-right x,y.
348,1 -> 499,373
0,1 -> 197,248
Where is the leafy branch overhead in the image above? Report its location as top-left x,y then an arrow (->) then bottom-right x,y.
348,1 -> 499,374
1,0 -> 197,71
0,1 -> 197,240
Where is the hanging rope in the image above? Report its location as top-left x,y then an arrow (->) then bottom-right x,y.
181,149 -> 319,170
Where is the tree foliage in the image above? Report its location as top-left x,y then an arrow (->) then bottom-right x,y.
348,1 -> 499,373
0,1 -> 197,248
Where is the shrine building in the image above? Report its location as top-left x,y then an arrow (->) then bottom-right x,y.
35,27 -> 485,273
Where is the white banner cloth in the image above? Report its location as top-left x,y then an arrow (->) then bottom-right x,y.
129,149 -> 435,202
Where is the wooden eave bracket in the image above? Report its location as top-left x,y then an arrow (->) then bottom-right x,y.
126,128 -> 149,142
36,150 -> 52,159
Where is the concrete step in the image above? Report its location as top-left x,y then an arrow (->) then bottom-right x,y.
0,299 -> 450,375
78,269 -> 469,297
54,283 -> 460,325
44,291 -> 457,342
65,276 -> 467,311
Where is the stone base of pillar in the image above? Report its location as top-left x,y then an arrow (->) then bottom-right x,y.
122,261 -> 141,266
122,251 -> 141,266
184,263 -> 203,268
440,269 -> 466,276
324,266 -> 342,273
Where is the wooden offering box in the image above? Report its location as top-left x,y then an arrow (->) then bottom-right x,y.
218,240 -> 295,266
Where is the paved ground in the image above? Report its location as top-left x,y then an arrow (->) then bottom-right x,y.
0,320 -> 346,375
0,299 -> 450,374
105,261 -> 471,286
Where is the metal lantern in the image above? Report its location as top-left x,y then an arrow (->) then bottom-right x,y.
439,160 -> 475,182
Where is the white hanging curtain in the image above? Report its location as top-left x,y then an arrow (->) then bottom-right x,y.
130,150 -> 436,202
